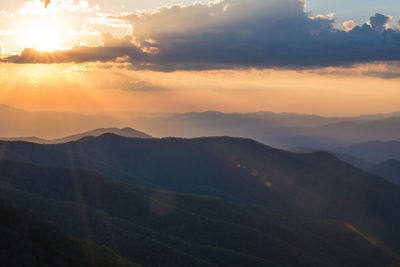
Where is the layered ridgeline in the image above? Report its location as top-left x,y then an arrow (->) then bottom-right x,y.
0,197 -> 137,267
2,104 -> 400,148
0,127 -> 151,144
331,140 -> 400,164
290,142 -> 400,185
0,135 -> 400,266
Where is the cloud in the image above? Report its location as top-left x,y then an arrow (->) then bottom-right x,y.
4,0 -> 400,71
42,0 -> 51,8
343,20 -> 356,32
20,0 -> 92,15
362,70 -> 400,79
2,33 -> 147,64
118,80 -> 166,91
369,13 -> 390,31
309,62 -> 400,79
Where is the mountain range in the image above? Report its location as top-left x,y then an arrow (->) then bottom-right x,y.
1,105 -> 400,265
0,127 -> 151,144
123,111 -> 400,148
2,104 -> 400,149
332,140 -> 400,163
0,134 -> 399,266
291,140 -> 400,185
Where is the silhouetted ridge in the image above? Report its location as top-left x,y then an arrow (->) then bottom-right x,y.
53,127 -> 152,143
0,127 -> 152,144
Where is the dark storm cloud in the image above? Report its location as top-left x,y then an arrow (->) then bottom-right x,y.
4,0 -> 400,71
369,13 -> 390,31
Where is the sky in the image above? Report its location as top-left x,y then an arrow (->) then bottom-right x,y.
0,0 -> 400,116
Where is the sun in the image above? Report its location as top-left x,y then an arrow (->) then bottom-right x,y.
21,20 -> 64,52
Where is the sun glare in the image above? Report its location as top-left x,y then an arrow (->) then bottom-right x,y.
21,20 -> 64,52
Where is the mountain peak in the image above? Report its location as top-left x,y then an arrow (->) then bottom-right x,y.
0,104 -> 26,112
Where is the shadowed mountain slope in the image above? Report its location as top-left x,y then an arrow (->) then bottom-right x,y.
0,159 -> 396,267
368,159 -> 400,185
0,197 -> 138,267
290,147 -> 374,170
0,135 -> 400,260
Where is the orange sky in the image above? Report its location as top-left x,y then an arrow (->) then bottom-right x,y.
1,1 -> 400,116
0,63 -> 399,116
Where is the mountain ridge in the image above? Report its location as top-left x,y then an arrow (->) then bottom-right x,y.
2,103 -> 400,147
0,133 -> 400,258
368,159 -> 400,185
333,140 -> 400,163
0,127 -> 152,144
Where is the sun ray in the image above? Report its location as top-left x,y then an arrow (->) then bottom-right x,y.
20,19 -> 64,51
